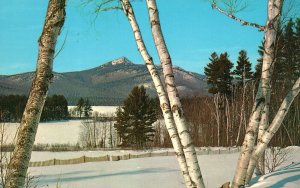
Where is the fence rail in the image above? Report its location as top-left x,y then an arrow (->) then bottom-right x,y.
29,147 -> 240,167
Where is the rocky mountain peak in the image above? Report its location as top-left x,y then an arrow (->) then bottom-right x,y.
111,57 -> 133,65
99,57 -> 134,68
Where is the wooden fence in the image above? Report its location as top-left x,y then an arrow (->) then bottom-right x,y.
29,147 -> 240,167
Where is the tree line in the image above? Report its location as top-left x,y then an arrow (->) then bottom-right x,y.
0,94 -> 68,122
197,17 -> 300,147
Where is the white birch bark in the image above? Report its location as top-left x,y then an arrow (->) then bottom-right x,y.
5,1 -> 66,187
232,1 -> 282,187
231,89 -> 264,187
120,1 -> 193,187
211,2 -> 265,31
146,0 -> 205,187
235,81 -> 246,146
245,77 -> 300,183
256,0 -> 283,175
213,94 -> 221,147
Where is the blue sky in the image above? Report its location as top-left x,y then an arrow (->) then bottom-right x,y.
0,0 -> 268,75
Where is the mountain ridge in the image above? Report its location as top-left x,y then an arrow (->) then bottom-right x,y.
0,57 -> 208,105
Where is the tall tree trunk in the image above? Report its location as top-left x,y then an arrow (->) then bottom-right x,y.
235,82 -> 246,146
120,1 -> 193,187
245,76 -> 300,183
213,94 -> 221,147
5,1 -> 66,187
256,0 -> 283,175
146,0 -> 205,187
232,1 -> 282,187
232,88 -> 264,187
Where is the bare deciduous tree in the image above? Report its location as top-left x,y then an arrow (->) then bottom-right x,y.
265,147 -> 294,173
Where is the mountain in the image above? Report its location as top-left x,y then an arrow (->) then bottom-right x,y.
0,57 -> 208,105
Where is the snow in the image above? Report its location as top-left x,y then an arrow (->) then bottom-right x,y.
249,162 -> 300,188
249,146 -> 300,188
5,120 -> 82,144
68,106 -> 118,116
2,119 -> 300,187
28,153 -> 239,188
26,147 -> 300,187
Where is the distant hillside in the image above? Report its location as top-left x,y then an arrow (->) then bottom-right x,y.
0,57 -> 208,105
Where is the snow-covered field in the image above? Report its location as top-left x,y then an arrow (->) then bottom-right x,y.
3,116 -> 300,187
4,120 -> 82,144
5,106 -> 119,145
68,106 -> 118,117
27,147 -> 300,188
29,153 -> 237,188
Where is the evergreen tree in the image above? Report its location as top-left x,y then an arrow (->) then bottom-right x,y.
76,97 -> 85,118
41,95 -> 69,121
280,19 -> 297,87
114,86 -> 156,148
83,99 -> 93,117
233,50 -> 253,85
204,52 -> 220,94
204,52 -> 233,96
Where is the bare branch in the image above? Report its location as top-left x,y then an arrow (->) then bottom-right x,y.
95,6 -> 122,12
211,2 -> 265,31
94,0 -> 122,13
54,30 -> 68,59
222,0 -> 248,14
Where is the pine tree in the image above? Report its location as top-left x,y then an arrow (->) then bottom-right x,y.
233,50 -> 253,85
280,19 -> 297,87
83,99 -> 93,118
204,52 -> 233,96
114,86 -> 156,148
204,52 -> 220,94
76,97 -> 84,118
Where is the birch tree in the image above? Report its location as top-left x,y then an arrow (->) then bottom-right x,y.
93,0 -> 205,186
233,1 -> 282,186
235,1 -> 282,186
119,1 -> 193,186
146,0 -> 205,187
245,77 -> 300,183
210,0 -> 291,187
5,1 -> 66,187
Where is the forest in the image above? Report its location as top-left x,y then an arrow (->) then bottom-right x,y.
0,95 -> 68,122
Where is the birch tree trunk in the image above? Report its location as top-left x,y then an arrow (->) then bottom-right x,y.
120,1 -> 193,187
245,77 -> 300,183
256,0 -> 283,175
232,1 -> 282,187
146,0 -> 205,187
213,94 -> 221,147
5,1 -> 66,187
231,88 -> 264,187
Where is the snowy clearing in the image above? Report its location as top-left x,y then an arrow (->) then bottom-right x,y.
68,106 -> 118,116
3,119 -> 300,187
27,147 -> 300,188
4,120 -> 82,144
29,153 -> 239,188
